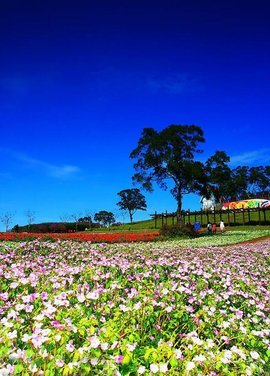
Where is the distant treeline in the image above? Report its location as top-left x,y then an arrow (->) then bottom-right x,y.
11,222 -> 102,233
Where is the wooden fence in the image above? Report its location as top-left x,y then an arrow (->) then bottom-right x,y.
151,206 -> 270,229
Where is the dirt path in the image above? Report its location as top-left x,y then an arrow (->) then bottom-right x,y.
236,235 -> 270,244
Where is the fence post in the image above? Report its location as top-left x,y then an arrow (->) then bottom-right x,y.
154,211 -> 157,229
200,209 -> 203,227
242,206 -> 245,225
165,210 -> 168,225
227,208 -> 230,226
161,213 -> 164,227
233,209 -> 236,225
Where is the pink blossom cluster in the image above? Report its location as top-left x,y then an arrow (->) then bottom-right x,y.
0,239 -> 269,374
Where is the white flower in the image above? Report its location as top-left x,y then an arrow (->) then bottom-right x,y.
66,342 -> 75,352
119,304 -> 130,312
55,359 -> 64,368
126,343 -> 137,352
205,339 -> 215,349
90,336 -> 100,349
159,363 -> 168,373
134,302 -> 141,310
77,293 -> 85,303
29,364 -> 38,373
222,321 -> 230,328
7,330 -> 17,339
101,342 -> 109,350
250,351 -> 259,360
90,358 -> 98,365
150,364 -> 159,373
111,340 -> 118,349
193,354 -> 206,362
1,318 -> 13,328
137,365 -> 146,374
192,336 -> 203,345
175,349 -> 183,359
186,361 -> 195,371
86,291 -> 99,300
0,368 -> 11,376
34,314 -> 44,321
165,306 -> 173,313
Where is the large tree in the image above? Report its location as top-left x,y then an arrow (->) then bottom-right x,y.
94,211 -> 115,227
204,151 -> 233,204
204,159 -> 270,203
117,188 -> 147,223
130,125 -> 207,217
248,166 -> 270,197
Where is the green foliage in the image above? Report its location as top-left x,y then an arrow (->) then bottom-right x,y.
130,124 -> 207,215
94,210 -> 115,226
11,221 -> 95,233
117,188 -> 147,223
160,223 -> 198,238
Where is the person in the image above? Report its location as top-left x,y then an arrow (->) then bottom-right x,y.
220,220 -> 225,232
207,222 -> 212,234
212,223 -> 217,234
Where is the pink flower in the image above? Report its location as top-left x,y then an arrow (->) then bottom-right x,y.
55,359 -> 64,368
66,342 -> 75,352
114,355 -> 123,364
77,293 -> 85,303
90,336 -> 100,349
86,291 -> 99,300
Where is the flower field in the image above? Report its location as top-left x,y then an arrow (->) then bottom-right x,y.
0,239 -> 270,375
0,232 -> 159,243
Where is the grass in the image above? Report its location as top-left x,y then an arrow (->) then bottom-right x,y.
89,217 -> 270,233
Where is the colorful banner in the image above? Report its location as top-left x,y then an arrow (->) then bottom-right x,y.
222,199 -> 270,210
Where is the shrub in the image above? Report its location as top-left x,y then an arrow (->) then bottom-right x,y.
160,223 -> 198,238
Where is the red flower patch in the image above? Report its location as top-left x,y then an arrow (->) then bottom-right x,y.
0,231 -> 159,243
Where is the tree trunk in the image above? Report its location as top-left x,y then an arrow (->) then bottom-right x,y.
129,211 -> 133,223
176,188 -> 183,223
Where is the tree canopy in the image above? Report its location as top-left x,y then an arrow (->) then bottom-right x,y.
94,211 -> 115,226
130,124 -> 207,217
117,188 -> 147,223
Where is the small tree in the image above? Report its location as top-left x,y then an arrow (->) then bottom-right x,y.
82,209 -> 93,228
0,212 -> 14,232
70,212 -> 82,232
59,213 -> 70,222
25,210 -> 36,232
94,211 -> 115,227
117,188 -> 147,223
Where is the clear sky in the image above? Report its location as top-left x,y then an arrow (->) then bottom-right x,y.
1,0 -> 270,230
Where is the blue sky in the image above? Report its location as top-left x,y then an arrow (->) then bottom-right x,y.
1,0 -> 270,230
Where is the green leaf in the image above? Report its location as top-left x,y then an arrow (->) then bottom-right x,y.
122,355 -> 131,365
170,357 -> 178,367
